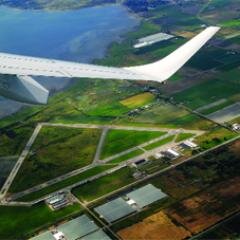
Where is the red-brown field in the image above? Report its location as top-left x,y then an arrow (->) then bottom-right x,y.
166,177 -> 240,234
118,211 -> 191,240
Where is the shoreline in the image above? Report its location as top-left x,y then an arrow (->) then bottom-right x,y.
0,4 -> 142,120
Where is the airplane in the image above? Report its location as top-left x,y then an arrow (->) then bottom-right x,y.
0,26 -> 220,105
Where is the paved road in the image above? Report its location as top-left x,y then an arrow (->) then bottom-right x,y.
42,122 -> 203,134
9,133 -> 192,202
10,165 -> 124,204
93,127 -> 108,163
2,122 -> 203,203
0,124 -> 42,201
9,163 -> 98,201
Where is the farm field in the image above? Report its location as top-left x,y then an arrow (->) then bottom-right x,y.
9,127 -> 102,193
118,100 -> 213,130
120,92 -> 155,109
167,176 -> 240,234
118,211 -> 191,240
197,213 -> 240,239
146,139 -> 240,200
195,127 -> 237,150
113,139 -> 240,238
172,76 -> 240,110
207,102 -> 240,123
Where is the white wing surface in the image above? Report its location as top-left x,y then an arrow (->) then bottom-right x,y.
0,26 -> 220,104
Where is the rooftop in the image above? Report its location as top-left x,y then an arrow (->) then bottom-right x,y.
80,229 -> 111,240
126,184 -> 167,208
94,198 -> 135,223
57,215 -> 99,240
29,231 -> 55,240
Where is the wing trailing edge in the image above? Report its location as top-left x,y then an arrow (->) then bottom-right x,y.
0,26 -> 220,104
125,26 -> 220,82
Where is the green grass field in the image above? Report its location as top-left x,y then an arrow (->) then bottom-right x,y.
0,203 -> 81,240
0,125 -> 34,157
195,127 -> 238,150
144,135 -> 175,150
101,129 -> 166,159
175,133 -> 195,143
9,126 -> 101,193
109,149 -> 144,164
72,167 -> 135,202
17,165 -> 114,202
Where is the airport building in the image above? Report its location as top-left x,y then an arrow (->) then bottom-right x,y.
45,192 -> 70,210
134,32 -> 174,48
164,149 -> 180,159
94,184 -> 167,223
30,215 -> 111,240
181,140 -> 198,149
126,184 -> 167,209
94,198 -> 136,223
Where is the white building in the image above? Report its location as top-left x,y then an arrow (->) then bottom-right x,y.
134,32 -> 174,48
154,152 -> 163,159
165,149 -> 180,159
182,140 -> 198,149
232,123 -> 240,131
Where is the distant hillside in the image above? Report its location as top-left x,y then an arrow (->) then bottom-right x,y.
0,0 -> 176,11
123,0 -> 172,12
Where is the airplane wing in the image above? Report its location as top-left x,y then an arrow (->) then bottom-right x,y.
0,26 -> 220,104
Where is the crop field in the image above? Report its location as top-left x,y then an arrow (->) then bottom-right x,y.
118,211 -> 191,240
119,101 -> 213,130
207,102 -> 240,123
9,126 -> 102,193
197,99 -> 233,115
167,176 -> 240,234
120,92 -> 155,109
198,213 -> 240,239
195,127 -> 237,150
147,139 -> 240,200
0,203 -> 82,240
101,129 -> 166,159
185,47 -> 225,71
201,0 -> 240,24
113,139 -> 240,237
172,76 -> 240,110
